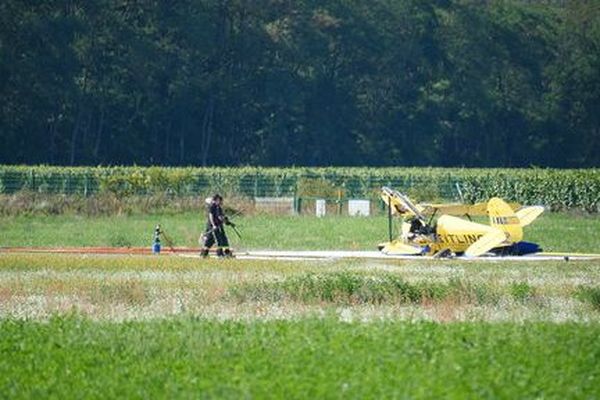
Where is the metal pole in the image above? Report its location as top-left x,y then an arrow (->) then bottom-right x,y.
254,171 -> 259,198
388,197 -> 393,242
455,182 -> 465,203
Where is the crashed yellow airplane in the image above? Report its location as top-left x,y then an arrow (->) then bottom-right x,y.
378,187 -> 545,257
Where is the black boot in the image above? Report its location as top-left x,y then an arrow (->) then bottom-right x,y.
200,248 -> 209,258
216,248 -> 225,258
224,248 -> 234,258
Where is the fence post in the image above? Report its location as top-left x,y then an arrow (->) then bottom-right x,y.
67,171 -> 72,194
30,168 -> 35,191
254,171 -> 259,198
293,183 -> 300,215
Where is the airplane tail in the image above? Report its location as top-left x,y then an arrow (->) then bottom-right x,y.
515,206 -> 544,227
465,198 -> 542,257
487,198 -> 523,242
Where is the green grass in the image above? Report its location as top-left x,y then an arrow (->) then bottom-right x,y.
1,253 -> 599,321
1,212 -> 600,252
1,317 -> 599,399
2,213 -> 600,398
576,287 -> 600,311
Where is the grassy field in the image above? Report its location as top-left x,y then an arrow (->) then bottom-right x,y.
2,212 -> 600,252
1,213 -> 600,398
1,253 -> 599,322
2,317 -> 599,399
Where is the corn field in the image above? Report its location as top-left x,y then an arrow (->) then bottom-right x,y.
0,166 -> 598,211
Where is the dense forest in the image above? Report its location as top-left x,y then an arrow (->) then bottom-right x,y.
0,1 -> 598,167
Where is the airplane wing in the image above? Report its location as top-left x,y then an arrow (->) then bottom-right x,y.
419,202 -> 521,216
381,187 -> 426,220
381,241 -> 424,255
516,206 -> 544,227
419,202 -> 488,216
381,188 -> 409,216
464,229 -> 508,257
381,187 -> 525,220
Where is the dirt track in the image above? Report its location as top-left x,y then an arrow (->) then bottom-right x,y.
2,247 -> 599,261
0,246 -> 198,255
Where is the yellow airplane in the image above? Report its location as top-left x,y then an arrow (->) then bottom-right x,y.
378,187 -> 545,257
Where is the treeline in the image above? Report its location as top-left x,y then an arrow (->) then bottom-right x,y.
1,0 -> 599,167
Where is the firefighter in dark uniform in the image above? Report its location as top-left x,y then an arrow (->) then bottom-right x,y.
200,194 -> 233,257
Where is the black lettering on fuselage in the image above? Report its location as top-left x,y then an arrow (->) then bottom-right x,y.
438,233 -> 483,246
491,216 -> 519,225
469,234 -> 483,243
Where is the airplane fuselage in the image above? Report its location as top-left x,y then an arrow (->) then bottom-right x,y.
407,215 -> 503,255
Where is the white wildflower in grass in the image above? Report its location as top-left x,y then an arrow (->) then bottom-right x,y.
0,253 -> 599,322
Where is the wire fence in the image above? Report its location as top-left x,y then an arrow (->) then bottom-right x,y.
1,166 -> 598,212
0,168 -> 462,201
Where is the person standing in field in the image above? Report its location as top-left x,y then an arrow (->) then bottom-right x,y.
200,194 -> 232,258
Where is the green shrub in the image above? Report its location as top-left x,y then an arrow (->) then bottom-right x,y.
510,282 -> 536,303
229,273 -> 504,306
575,287 -> 600,311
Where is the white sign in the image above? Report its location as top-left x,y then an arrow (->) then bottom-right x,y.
316,199 -> 326,217
348,199 -> 370,216
255,197 -> 295,215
